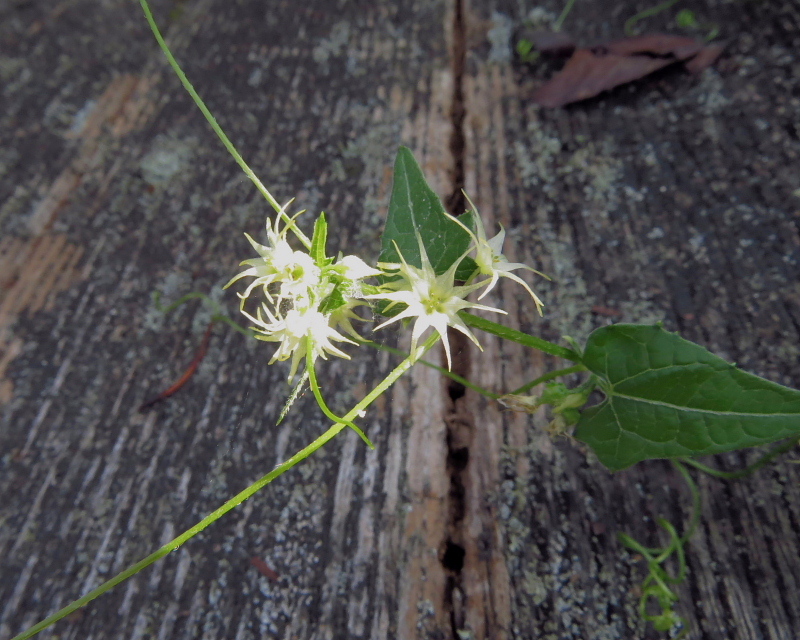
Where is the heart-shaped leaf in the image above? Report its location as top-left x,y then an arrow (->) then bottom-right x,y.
574,324 -> 800,471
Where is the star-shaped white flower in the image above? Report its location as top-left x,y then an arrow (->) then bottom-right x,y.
368,234 -> 505,369
248,305 -> 356,382
224,208 -> 320,305
446,193 -> 547,315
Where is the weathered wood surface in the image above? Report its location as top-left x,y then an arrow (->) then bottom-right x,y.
1,1 -> 799,639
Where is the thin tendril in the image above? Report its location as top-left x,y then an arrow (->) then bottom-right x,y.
672,460 -> 701,543
139,0 -> 310,248
624,0 -> 681,35
554,0 -> 577,31
152,290 -> 255,338
680,438 -> 799,480
617,460 -> 702,638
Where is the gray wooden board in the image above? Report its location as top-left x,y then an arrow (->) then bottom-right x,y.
0,0 -> 799,639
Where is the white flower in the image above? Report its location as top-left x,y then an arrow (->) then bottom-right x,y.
225,209 -> 320,306
447,193 -> 547,315
327,297 -> 371,342
249,305 -> 356,382
368,234 -> 505,369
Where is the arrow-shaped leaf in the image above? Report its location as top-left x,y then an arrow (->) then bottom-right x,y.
379,147 -> 476,281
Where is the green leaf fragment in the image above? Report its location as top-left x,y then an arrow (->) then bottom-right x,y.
675,9 -> 699,29
311,212 -> 328,266
574,324 -> 800,471
318,283 -> 346,315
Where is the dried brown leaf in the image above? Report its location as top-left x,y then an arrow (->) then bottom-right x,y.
533,48 -> 674,108
532,34 -> 719,108
529,30 -> 576,56
604,34 -> 703,59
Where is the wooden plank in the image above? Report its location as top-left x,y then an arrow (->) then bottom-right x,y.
0,0 -> 461,638
458,0 -> 800,638
2,0 -> 800,639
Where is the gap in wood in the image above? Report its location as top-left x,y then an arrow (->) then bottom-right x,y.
441,0 -> 474,638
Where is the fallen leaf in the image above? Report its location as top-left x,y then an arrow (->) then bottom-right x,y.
525,30 -> 577,56
533,34 -> 722,108
604,34 -> 702,59
533,48 -> 674,107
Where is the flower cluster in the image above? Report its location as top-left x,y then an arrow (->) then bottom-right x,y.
229,196 -> 546,377
225,205 -> 379,381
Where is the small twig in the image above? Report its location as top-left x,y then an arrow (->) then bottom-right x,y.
249,557 -> 280,582
139,322 -> 214,411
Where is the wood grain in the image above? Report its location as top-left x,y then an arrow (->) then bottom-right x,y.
1,1 -> 799,639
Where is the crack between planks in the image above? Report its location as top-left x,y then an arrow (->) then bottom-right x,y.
441,0 -> 473,637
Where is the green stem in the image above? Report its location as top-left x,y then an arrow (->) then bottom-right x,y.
554,0 -> 577,31
672,460 -> 701,544
306,337 -> 374,448
10,336 -> 434,640
680,438 -> 799,480
508,364 -> 587,396
624,0 -> 681,35
362,340 -> 502,399
459,312 -> 581,362
364,341 -> 586,400
139,0 -> 310,248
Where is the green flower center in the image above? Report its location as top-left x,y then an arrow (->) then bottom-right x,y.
423,292 -> 447,314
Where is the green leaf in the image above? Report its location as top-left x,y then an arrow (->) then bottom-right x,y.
573,324 -> 800,471
379,147 -> 475,280
311,212 -> 328,266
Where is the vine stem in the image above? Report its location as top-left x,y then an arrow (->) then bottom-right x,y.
139,0 -> 310,248
460,312 -> 581,362
508,364 -> 587,396
624,0 -> 681,35
10,335 -> 437,640
681,438 -> 799,480
363,342 -> 587,400
553,0 -> 576,31
306,337 -> 374,448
